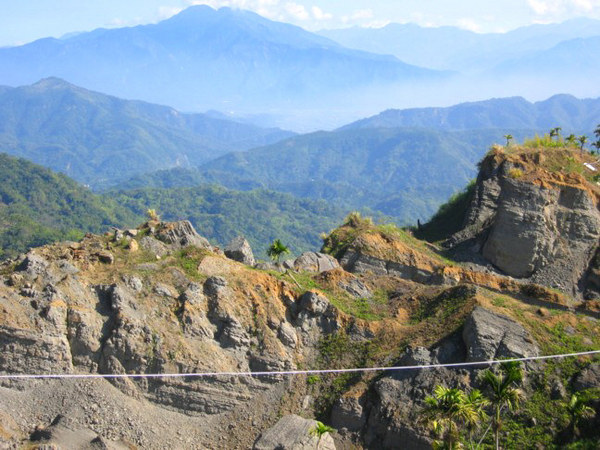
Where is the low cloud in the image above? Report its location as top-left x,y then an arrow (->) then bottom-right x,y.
186,0 -> 333,25
527,0 -> 599,17
456,18 -> 483,33
284,2 -> 309,21
312,6 -> 332,21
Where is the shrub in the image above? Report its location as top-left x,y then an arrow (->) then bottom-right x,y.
508,168 -> 523,179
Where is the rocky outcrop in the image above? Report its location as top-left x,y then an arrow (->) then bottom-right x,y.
340,250 -> 438,283
293,252 -> 340,273
573,363 -> 600,391
155,220 -> 212,250
293,291 -> 341,346
446,148 -> 600,296
462,306 -> 539,361
225,236 -> 255,266
254,414 -> 336,450
0,220 -> 360,449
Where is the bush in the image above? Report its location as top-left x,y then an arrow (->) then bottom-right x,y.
508,168 -> 524,179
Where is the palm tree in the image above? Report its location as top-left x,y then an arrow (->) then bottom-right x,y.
464,389 -> 489,449
550,127 -> 562,142
566,392 -> 596,439
480,362 -> 524,450
503,134 -> 513,147
422,385 -> 487,449
578,135 -> 588,152
566,134 -> 577,147
267,239 -> 290,262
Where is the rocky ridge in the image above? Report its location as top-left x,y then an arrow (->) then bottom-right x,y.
1,153 -> 599,448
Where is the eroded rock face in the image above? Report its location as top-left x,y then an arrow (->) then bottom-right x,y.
482,181 -> 600,285
447,153 -> 600,295
0,227 -> 310,421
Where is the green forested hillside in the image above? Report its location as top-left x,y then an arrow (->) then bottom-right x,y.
109,185 -> 347,258
0,153 -> 347,259
195,127 -> 525,223
0,153 -> 141,259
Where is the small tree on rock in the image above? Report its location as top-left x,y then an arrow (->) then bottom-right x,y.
267,239 -> 290,263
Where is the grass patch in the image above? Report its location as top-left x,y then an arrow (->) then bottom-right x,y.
311,332 -> 373,421
410,285 -> 474,324
171,246 -> 211,281
277,270 -> 391,320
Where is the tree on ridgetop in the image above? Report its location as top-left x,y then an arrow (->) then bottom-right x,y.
593,124 -> 600,152
504,134 -> 513,147
267,239 -> 290,262
578,135 -> 588,152
550,127 -> 562,142
146,208 -> 160,221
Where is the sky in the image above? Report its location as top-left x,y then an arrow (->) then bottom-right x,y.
1,0 -> 600,46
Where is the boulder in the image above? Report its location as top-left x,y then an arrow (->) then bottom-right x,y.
253,415 -> 336,450
294,292 -> 340,345
139,236 -> 170,258
155,220 -> 211,249
331,395 -> 367,432
299,291 -> 331,315
224,237 -> 255,266
278,321 -> 298,348
462,306 -> 539,362
338,277 -> 372,299
293,252 -> 340,273
573,363 -> 600,391
17,252 -> 49,279
95,251 -> 114,265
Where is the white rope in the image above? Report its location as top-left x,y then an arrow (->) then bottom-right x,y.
0,350 -> 598,380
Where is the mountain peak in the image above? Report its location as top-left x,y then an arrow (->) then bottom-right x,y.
30,77 -> 74,90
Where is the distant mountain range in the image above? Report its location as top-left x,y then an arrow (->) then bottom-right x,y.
343,94 -> 600,132
0,78 -> 293,188
1,7 -> 599,130
4,76 -> 600,227
116,92 -> 600,223
318,18 -> 600,73
0,6 -> 444,130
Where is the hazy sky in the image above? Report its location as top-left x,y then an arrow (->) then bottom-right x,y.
2,0 -> 600,46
